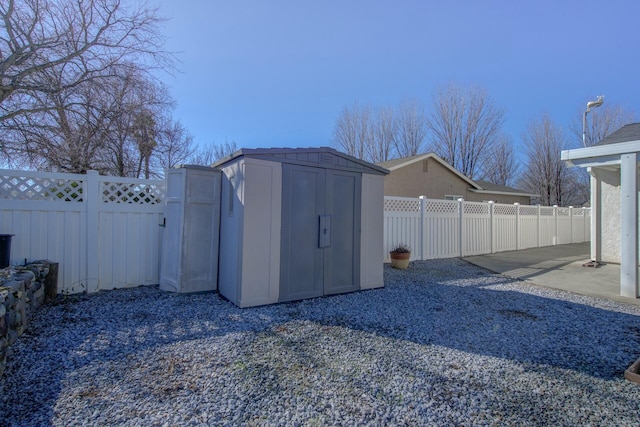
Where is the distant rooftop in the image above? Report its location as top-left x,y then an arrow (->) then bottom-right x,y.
376,154 -> 537,197
474,180 -> 530,194
376,155 -> 424,170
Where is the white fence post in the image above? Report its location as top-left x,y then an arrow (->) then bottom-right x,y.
537,204 -> 541,248
382,197 -> 590,261
553,205 -> 559,245
458,199 -> 464,257
569,206 -> 574,243
0,168 -> 166,294
489,201 -> 494,254
86,170 -> 100,293
514,203 -> 520,251
419,196 -> 426,260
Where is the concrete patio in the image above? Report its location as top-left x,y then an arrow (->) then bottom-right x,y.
464,242 -> 638,306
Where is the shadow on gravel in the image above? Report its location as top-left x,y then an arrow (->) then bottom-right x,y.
304,258 -> 640,382
371,260 -> 640,379
2,257 -> 640,424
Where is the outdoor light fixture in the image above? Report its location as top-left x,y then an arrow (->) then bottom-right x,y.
583,95 -> 604,147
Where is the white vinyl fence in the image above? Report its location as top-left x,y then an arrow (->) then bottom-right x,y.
384,196 -> 590,261
0,168 -> 592,293
0,169 -> 165,294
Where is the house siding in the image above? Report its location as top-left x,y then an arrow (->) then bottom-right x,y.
464,192 -> 531,205
384,158 -> 469,198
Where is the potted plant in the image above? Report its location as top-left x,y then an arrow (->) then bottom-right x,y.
389,243 -> 411,269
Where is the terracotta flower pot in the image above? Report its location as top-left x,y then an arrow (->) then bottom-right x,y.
390,252 -> 411,269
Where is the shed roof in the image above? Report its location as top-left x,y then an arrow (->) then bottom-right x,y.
212,147 -> 389,175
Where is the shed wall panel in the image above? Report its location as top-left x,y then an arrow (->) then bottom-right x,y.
239,160 -> 281,307
361,174 -> 385,289
218,162 -> 244,305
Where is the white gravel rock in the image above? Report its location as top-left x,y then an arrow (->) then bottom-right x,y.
2,258 -> 640,426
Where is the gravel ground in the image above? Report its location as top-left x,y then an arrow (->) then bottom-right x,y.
2,258 -> 640,426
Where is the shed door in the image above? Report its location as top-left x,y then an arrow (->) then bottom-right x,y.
324,170 -> 361,295
280,164 -> 361,302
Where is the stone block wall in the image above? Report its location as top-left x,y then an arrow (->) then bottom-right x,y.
0,261 -> 55,377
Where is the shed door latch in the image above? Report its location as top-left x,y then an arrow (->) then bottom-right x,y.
319,215 -> 331,248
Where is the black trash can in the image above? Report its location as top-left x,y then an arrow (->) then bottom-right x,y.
0,234 -> 14,269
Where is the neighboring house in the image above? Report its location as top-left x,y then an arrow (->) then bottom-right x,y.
377,153 -> 537,204
561,122 -> 640,298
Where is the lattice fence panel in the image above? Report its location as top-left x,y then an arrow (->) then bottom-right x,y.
494,204 -> 517,215
557,207 -> 570,216
519,206 -> 538,216
384,198 -> 420,212
572,208 -> 585,217
0,175 -> 84,201
463,202 -> 489,215
540,207 -> 555,216
101,182 -> 165,205
425,199 -> 459,214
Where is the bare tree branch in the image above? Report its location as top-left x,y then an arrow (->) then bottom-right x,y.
153,118 -> 194,173
331,100 -> 428,163
189,139 -> 238,165
366,106 -> 396,163
570,102 -> 636,147
518,114 -> 586,206
331,102 -> 372,161
0,0 -> 173,122
394,99 -> 427,158
480,134 -> 520,187
0,0 -> 184,176
427,84 -> 504,179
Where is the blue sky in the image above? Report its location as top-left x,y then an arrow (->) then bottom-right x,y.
153,0 -> 640,156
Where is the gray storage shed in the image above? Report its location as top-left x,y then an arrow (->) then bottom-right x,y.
213,147 -> 389,308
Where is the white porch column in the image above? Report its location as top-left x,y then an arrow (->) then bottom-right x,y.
588,168 -> 602,261
620,153 -> 639,298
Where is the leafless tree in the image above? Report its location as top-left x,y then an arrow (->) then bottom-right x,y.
332,101 -> 428,163
519,114 -> 585,206
0,0 -> 170,122
99,69 -> 183,178
153,118 -> 195,172
365,107 -> 396,163
189,139 -> 238,166
571,102 -> 636,147
4,73 -> 115,173
0,0 -> 176,173
331,103 -> 372,161
2,60 -> 185,177
394,99 -> 428,158
480,134 -> 520,187
427,84 -> 504,179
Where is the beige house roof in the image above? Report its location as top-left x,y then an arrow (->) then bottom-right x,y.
472,180 -> 539,198
377,153 -> 482,190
